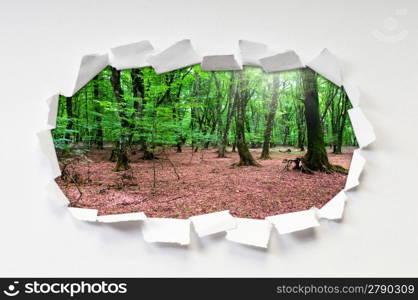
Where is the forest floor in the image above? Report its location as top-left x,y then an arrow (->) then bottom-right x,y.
57,146 -> 355,219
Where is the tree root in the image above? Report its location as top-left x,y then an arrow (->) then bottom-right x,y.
329,164 -> 348,175
282,157 -> 347,175
231,160 -> 261,167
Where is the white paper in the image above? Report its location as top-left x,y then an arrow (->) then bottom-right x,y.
307,48 -> 342,86
260,50 -> 304,73
225,218 -> 272,248
109,40 -> 154,70
348,107 -> 376,148
238,40 -> 269,66
142,218 -> 190,245
96,212 -> 147,223
68,207 -> 98,222
343,82 -> 360,107
189,210 -> 236,237
316,191 -> 347,220
37,130 -> 61,179
46,180 -> 70,205
46,94 -> 59,129
345,149 -> 366,190
147,39 -> 201,74
266,209 -> 319,235
201,55 -> 242,71
67,53 -> 108,96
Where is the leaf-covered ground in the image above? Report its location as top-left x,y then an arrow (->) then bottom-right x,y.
56,147 -> 354,219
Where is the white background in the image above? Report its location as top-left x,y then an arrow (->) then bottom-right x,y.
1,0 -> 417,277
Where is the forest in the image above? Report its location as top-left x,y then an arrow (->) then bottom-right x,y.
52,65 -> 357,219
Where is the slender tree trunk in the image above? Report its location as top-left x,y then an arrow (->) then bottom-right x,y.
233,71 -> 260,167
64,96 -> 74,144
110,67 -> 130,171
129,68 -> 146,149
333,92 -> 349,154
260,74 -> 280,159
93,75 -> 103,149
218,72 -> 236,158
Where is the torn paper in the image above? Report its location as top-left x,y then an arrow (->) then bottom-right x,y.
225,218 -> 272,248
142,218 -> 190,245
46,94 -> 59,130
68,207 -> 98,222
266,210 -> 319,235
348,107 -> 376,148
345,149 -> 366,190
238,40 -> 269,66
46,180 -> 70,205
147,39 -> 201,74
109,40 -> 154,70
96,212 -> 147,223
37,130 -> 61,179
69,53 -> 108,96
343,82 -> 360,107
189,210 -> 236,237
201,55 -> 242,71
260,50 -> 304,73
307,48 -> 342,86
316,191 -> 347,220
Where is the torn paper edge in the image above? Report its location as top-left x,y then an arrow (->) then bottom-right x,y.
348,107 -> 376,148
306,48 -> 342,86
62,53 -> 109,97
225,218 -> 272,248
109,40 -> 154,70
259,50 -> 304,73
38,40 -> 374,246
142,218 -> 191,245
238,40 -> 269,67
190,210 -> 237,237
316,190 -> 347,220
344,149 -> 366,191
68,207 -> 98,222
201,55 -> 242,71
266,209 -> 320,235
96,212 -> 147,223
147,39 -> 202,74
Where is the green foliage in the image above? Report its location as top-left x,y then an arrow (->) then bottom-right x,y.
52,65 -> 357,152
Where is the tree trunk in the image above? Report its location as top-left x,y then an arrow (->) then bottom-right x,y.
260,74 -> 280,159
129,68 -> 146,148
110,67 -> 130,171
64,96 -> 73,143
93,75 -> 103,149
301,68 -> 346,174
233,71 -> 260,167
333,92 -> 349,154
218,72 -> 236,158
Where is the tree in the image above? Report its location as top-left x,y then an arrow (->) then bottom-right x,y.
110,66 -> 130,171
330,89 -> 350,154
233,70 -> 260,167
301,68 -> 346,174
64,96 -> 73,143
260,74 -> 280,159
92,75 -> 103,149
218,72 -> 237,158
129,68 -> 145,147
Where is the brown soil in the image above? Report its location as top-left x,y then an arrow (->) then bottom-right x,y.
56,147 -> 353,219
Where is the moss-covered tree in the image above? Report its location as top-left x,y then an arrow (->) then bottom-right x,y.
301,68 -> 346,174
